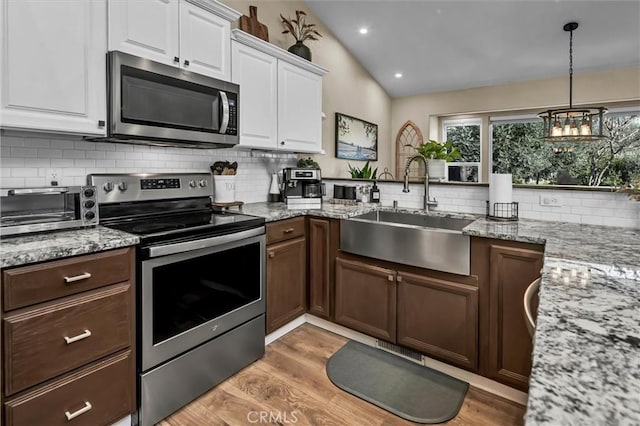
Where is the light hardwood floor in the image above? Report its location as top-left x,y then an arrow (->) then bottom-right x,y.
159,324 -> 526,426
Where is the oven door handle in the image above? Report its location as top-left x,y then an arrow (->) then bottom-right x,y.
8,187 -> 69,195
147,226 -> 265,258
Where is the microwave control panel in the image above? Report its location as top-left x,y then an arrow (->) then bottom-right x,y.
226,95 -> 237,135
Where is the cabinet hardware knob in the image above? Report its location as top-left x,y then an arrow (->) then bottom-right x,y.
64,329 -> 92,344
283,228 -> 294,233
97,120 -> 105,127
280,141 -> 285,145
268,252 -> 275,258
63,272 -> 91,283
174,56 -> 180,63
397,276 -> 403,283
388,275 -> 394,282
65,401 -> 92,421
184,59 -> 190,66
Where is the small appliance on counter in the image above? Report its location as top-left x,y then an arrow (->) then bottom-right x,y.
283,167 -> 324,209
0,186 -> 98,237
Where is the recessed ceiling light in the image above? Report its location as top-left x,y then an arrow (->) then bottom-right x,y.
394,73 -> 403,78
359,27 -> 368,35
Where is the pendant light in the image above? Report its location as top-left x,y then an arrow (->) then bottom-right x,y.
538,22 -> 607,142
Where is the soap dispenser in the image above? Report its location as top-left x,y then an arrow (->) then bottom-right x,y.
370,182 -> 380,203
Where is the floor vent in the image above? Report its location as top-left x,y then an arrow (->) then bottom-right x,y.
376,340 -> 423,363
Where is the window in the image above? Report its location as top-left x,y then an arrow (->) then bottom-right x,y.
442,118 -> 480,182
491,110 -> 640,186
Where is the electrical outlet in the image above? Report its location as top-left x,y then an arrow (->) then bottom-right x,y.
46,168 -> 59,186
539,195 -> 562,207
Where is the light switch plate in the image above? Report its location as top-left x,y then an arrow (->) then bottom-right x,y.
539,195 -> 562,207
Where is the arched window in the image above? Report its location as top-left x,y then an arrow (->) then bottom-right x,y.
395,120 -> 423,179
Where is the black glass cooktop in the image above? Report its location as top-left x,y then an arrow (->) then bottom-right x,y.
104,211 -> 264,244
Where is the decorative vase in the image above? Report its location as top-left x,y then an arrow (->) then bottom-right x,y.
427,159 -> 446,181
288,41 -> 311,61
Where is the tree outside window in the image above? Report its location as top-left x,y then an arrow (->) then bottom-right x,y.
443,119 -> 480,182
491,111 -> 640,186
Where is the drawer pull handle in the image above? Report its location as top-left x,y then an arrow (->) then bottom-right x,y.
268,252 -> 275,258
397,276 -> 403,283
65,401 -> 92,421
64,329 -> 92,344
283,228 -> 295,233
64,272 -> 92,283
388,275 -> 394,282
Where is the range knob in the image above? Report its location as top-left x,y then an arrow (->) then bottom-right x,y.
84,211 -> 96,220
103,182 -> 114,192
84,200 -> 95,209
83,188 -> 95,198
118,182 -> 128,192
198,179 -> 208,188
189,180 -> 197,188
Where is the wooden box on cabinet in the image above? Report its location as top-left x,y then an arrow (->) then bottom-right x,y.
472,237 -> 544,391
1,248 -> 136,426
266,217 -> 307,333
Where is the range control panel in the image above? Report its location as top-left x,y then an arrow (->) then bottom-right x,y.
140,178 -> 181,190
88,173 -> 213,204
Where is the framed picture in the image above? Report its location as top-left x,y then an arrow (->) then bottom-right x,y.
335,113 -> 378,161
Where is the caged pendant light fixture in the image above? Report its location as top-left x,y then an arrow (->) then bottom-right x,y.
538,22 -> 607,142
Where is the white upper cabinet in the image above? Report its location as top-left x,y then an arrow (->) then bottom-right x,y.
108,0 -> 180,67
277,61 -> 323,153
179,1 -> 230,80
231,41 -> 278,150
0,0 -> 107,135
108,0 -> 239,81
231,30 -> 327,153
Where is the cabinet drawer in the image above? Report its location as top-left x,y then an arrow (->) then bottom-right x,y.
4,283 -> 133,395
5,350 -> 134,426
3,248 -> 133,311
266,217 -> 305,245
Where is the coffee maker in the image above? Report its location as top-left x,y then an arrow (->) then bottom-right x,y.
282,167 -> 324,209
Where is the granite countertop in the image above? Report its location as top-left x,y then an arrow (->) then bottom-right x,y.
0,226 -> 140,268
245,202 -> 640,424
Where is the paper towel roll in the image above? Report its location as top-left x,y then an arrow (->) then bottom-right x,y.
489,173 -> 513,216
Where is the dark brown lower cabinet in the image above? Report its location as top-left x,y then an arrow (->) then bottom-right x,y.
487,243 -> 543,391
266,236 -> 307,333
335,257 -> 397,342
397,271 -> 478,371
307,218 -> 339,320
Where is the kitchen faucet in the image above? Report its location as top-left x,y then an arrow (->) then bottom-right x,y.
403,154 -> 438,212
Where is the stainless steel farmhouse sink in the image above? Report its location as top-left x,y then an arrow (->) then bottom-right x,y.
341,211 -> 474,275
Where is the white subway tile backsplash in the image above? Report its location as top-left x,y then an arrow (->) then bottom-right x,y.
26,138 -> 51,148
11,147 -> 37,157
11,167 -> 38,177
37,148 -> 62,158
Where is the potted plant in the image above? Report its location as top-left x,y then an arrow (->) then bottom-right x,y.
280,10 -> 322,61
411,140 -> 461,180
348,161 -> 378,179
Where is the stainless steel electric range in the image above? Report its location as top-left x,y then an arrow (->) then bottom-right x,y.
88,173 -> 266,426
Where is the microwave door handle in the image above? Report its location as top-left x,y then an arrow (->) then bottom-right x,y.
219,91 -> 229,134
8,187 -> 69,196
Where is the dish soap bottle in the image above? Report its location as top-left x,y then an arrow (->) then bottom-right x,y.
370,182 -> 380,203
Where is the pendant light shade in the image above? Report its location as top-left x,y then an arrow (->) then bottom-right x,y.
538,22 -> 607,142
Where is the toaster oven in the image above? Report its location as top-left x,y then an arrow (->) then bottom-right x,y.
0,186 -> 99,237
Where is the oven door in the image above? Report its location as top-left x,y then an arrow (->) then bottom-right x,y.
140,228 -> 265,371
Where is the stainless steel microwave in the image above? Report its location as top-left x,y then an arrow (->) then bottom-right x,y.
97,51 -> 238,149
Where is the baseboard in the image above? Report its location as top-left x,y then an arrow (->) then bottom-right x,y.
264,314 -> 528,406
265,315 -> 306,345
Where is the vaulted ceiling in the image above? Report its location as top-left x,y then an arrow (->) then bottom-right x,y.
305,0 -> 640,98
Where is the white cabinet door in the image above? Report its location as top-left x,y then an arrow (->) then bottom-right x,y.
179,1 -> 230,80
108,0 -> 179,66
0,0 -> 107,135
231,41 -> 277,150
277,60 -> 323,153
